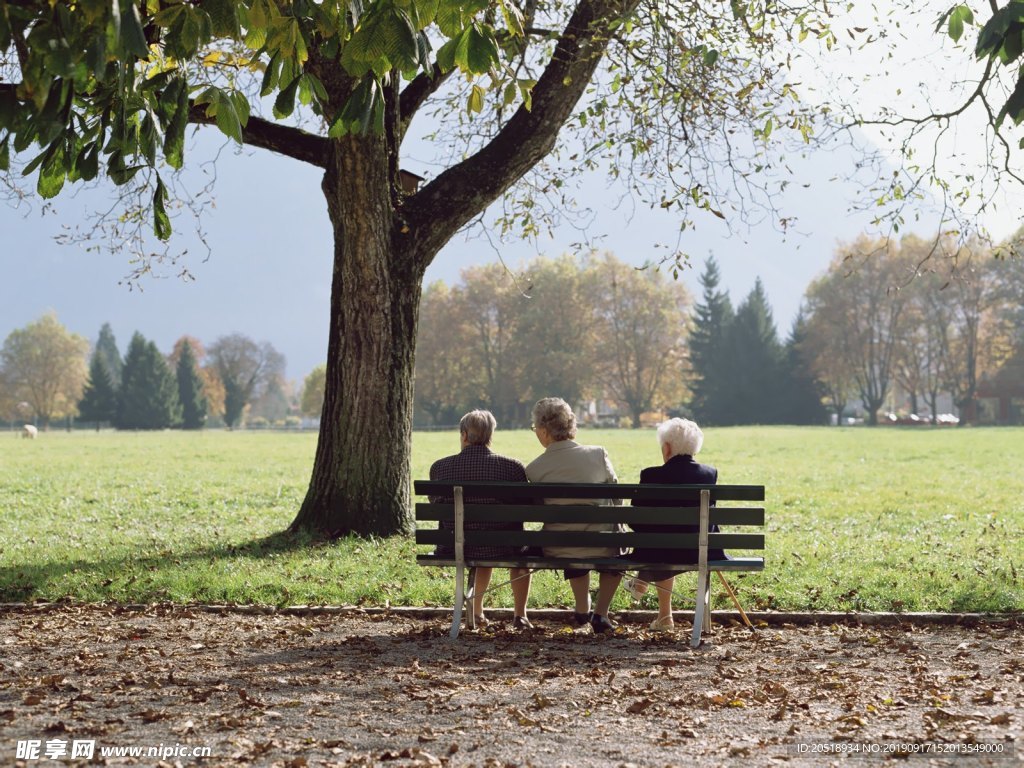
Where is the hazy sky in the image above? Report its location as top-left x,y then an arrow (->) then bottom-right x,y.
2,2 -> 1019,381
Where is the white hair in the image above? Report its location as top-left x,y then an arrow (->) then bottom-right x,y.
460,410 -> 496,446
532,397 -> 577,442
657,418 -> 703,457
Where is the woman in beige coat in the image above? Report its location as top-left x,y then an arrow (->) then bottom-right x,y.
526,397 -> 622,633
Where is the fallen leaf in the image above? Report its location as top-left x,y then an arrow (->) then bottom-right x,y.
626,698 -> 655,714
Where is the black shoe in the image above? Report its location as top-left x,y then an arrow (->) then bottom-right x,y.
512,616 -> 534,631
573,611 -> 593,626
591,614 -> 616,633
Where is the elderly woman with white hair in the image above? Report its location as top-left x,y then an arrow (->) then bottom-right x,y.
624,417 -> 726,632
526,397 -> 622,634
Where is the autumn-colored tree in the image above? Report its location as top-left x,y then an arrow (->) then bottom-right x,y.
453,263 -> 528,425
300,364 -> 327,420
0,313 -> 88,427
512,255 -> 596,408
588,253 -> 690,428
413,283 -> 478,427
805,237 -> 915,425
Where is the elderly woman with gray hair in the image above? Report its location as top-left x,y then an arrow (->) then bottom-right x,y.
624,417 -> 725,632
526,397 -> 622,634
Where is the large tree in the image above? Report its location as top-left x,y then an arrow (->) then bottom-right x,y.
1,0 -> 837,535
805,237 -> 913,426
0,313 -> 88,427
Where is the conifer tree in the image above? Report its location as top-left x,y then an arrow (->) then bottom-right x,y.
778,310 -> 828,425
95,323 -> 124,388
117,333 -> 182,430
727,279 -> 784,424
78,355 -> 118,429
689,257 -> 735,425
176,341 -> 208,430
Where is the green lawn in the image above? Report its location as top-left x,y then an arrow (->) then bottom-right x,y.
1,427 -> 1021,613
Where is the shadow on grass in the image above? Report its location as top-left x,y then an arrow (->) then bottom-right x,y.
0,529 -> 347,603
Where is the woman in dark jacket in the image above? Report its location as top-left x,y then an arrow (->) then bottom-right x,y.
626,418 -> 724,632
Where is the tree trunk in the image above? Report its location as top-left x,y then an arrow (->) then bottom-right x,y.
290,136 -> 424,537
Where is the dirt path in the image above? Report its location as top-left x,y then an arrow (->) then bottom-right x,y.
1,606 -> 1021,766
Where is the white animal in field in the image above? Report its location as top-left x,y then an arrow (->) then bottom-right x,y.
22,425 -> 38,439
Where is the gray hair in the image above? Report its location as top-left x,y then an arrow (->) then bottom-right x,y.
460,410 -> 496,446
532,397 -> 577,442
657,418 -> 703,457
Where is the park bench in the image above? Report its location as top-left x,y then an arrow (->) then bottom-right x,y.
414,480 -> 765,648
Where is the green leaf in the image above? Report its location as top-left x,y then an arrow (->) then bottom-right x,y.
260,52 -> 281,96
203,0 -> 240,37
298,74 -> 314,105
503,81 -> 517,107
998,27 -> 1024,64
163,77 -> 188,169
153,175 -> 172,240
703,48 -> 719,66
467,83 -> 485,113
436,34 -> 459,71
996,73 -> 1024,128
328,76 -> 384,136
273,76 -> 301,118
153,4 -> 186,28
462,24 -> 497,74
230,91 -> 251,127
77,142 -> 100,181
214,91 -> 243,143
37,144 -> 67,199
498,0 -> 524,37
120,1 -> 151,59
0,137 -> 9,172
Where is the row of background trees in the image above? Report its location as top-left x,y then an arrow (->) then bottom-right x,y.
4,238 -> 1022,431
414,242 -> 1024,428
0,319 -> 290,430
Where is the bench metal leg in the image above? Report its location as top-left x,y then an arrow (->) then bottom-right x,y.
702,576 -> 712,635
450,565 -> 465,639
691,569 -> 708,648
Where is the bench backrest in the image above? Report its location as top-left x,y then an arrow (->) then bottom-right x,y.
413,481 -> 765,554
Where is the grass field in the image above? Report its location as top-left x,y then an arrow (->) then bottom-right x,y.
1,427 -> 1021,613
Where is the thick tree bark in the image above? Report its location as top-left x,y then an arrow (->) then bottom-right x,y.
290,135 -> 424,537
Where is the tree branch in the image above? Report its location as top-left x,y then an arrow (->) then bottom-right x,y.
188,105 -> 329,168
399,64 -> 454,136
400,0 -> 639,265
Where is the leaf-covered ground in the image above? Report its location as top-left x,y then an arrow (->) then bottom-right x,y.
0,607 -> 1020,766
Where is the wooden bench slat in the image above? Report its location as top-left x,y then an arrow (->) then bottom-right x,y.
414,480 -> 765,502
415,503 -> 765,526
415,530 -> 765,549
415,554 -> 765,571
